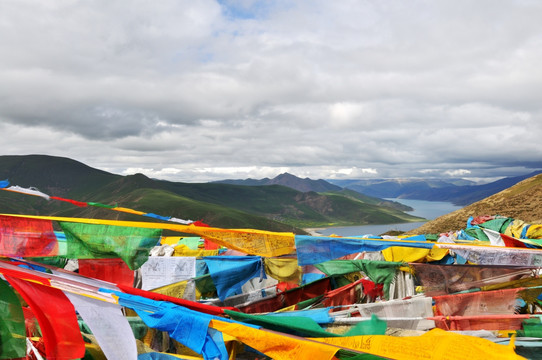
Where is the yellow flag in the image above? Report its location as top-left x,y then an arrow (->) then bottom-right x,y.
151,280 -> 189,298
161,236 -> 184,246
0,214 -> 296,257
311,328 -> 525,360
111,207 -> 147,215
209,320 -> 339,360
505,220 -> 527,238
263,257 -> 301,283
527,224 -> 542,239
173,244 -> 219,257
191,227 -> 295,257
382,246 -> 448,263
274,304 -> 297,313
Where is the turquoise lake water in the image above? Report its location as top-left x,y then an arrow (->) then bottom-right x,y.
317,198 -> 463,237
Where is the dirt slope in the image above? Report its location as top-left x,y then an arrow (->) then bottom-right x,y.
406,173 -> 542,235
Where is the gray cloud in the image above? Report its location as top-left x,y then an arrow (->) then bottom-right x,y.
1,0 -> 542,183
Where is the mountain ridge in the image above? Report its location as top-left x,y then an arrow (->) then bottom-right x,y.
214,172 -> 343,193
214,172 -> 413,212
406,173 -> 542,235
0,155 -> 424,231
326,171 -> 542,206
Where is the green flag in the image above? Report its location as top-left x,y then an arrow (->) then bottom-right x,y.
315,259 -> 402,299
224,310 -> 386,338
59,222 -> 162,270
0,278 -> 26,359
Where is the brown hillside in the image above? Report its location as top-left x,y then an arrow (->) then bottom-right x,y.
406,173 -> 542,235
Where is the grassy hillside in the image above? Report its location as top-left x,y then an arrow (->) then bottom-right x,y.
0,155 -> 424,231
0,154 -> 119,196
154,180 -> 423,227
327,188 -> 414,212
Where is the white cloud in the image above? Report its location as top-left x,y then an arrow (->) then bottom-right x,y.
445,169 -> 472,177
1,0 -> 542,182
328,102 -> 366,128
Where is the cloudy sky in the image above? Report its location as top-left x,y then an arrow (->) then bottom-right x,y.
1,1 -> 542,183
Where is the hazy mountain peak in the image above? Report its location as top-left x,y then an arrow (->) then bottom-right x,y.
407,172 -> 542,235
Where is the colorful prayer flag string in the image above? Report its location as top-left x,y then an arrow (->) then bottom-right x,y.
0,180 -> 195,224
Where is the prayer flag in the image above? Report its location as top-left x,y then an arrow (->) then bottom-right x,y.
4,185 -> 50,200
65,292 -> 138,360
0,278 -> 26,359
410,263 -> 537,296
113,292 -> 229,360
5,276 -> 85,360
263,257 -> 302,283
433,288 -> 520,316
482,228 -> 530,248
315,259 -> 402,299
116,284 -> 236,316
225,309 -> 336,338
295,235 -> 434,266
204,256 -> 264,302
79,258 -> 135,287
323,279 -> 364,307
191,226 -> 295,257
382,246 -> 448,263
311,328 -> 524,360
59,221 -> 162,270
209,319 -> 340,360
238,277 -> 332,313
0,215 -> 58,257
140,256 -> 196,290
50,196 -> 88,207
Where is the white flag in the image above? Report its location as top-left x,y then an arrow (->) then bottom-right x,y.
65,292 -> 138,360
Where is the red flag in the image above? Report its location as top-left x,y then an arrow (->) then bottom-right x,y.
5,276 -> 85,360
0,215 -> 58,257
117,284 -> 238,316
22,306 -> 41,338
79,258 -> 134,287
360,279 -> 384,300
323,278 -> 364,307
194,221 -> 220,250
50,196 -> 88,207
238,277 -> 332,313
501,233 -> 528,248
0,260 -> 51,285
276,281 -> 297,292
204,239 -> 221,250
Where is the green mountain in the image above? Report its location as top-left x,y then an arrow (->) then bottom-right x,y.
215,172 -> 343,192
0,155 -> 424,232
214,173 -> 413,213
325,188 -> 413,212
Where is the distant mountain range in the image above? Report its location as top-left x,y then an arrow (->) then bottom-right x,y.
407,172 -> 542,235
216,170 -> 542,206
3,155 -> 538,233
0,155 -> 424,233
326,172 -> 542,206
216,172 -> 343,193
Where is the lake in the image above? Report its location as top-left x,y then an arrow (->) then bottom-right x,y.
315,198 -> 463,237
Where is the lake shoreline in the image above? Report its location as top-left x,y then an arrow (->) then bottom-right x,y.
303,227 -> 325,236
306,199 -> 463,237
304,222 -> 428,237
303,223 -> 422,237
